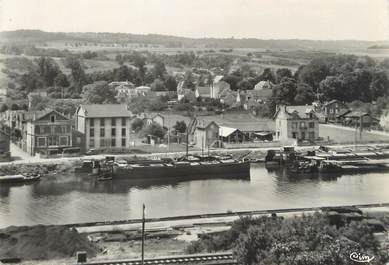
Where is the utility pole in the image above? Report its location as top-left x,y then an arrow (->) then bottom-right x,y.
141,204 -> 145,265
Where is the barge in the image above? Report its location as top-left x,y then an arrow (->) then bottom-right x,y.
98,155 -> 250,179
0,174 -> 41,184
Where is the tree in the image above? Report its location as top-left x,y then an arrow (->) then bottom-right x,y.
165,76 -> 178,91
272,77 -> 297,105
0,104 -> 8,112
275,68 -> 293,83
173,121 -> 187,133
131,118 -> 144,132
81,81 -> 117,104
35,56 -> 60,87
370,70 -> 389,99
152,60 -> 167,79
294,83 -> 315,105
298,58 -> 330,90
141,122 -> 165,139
151,78 -> 167,91
29,95 -> 50,111
183,71 -> 196,90
54,73 -> 69,88
237,79 -> 253,90
10,103 -> 20,110
259,68 -> 276,83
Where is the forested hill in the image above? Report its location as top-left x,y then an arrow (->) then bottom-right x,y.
1,30 -> 388,50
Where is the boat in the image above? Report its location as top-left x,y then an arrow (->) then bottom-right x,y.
0,174 -> 41,184
74,159 -> 100,174
97,155 -> 250,179
96,175 -> 113,181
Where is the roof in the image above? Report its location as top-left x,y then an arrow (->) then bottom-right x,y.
219,126 -> 239,137
109,81 -> 134,87
26,109 -> 69,122
213,75 -> 224,84
254,81 -> 272,90
196,120 -> 218,130
79,104 -> 132,118
196,86 -> 210,97
135,86 -> 151,90
284,105 -> 316,119
344,111 -> 369,118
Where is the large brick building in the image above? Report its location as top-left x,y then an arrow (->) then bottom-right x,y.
75,104 -> 133,152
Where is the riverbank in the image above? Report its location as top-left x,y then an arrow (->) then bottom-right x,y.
5,204 -> 389,265
1,142 -> 389,171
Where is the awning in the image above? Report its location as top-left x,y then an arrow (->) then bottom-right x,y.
219,126 -> 239,137
254,131 -> 273,136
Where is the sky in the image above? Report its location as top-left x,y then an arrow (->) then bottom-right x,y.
0,0 -> 388,41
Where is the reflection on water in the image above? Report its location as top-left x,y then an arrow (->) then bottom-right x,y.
0,165 -> 388,228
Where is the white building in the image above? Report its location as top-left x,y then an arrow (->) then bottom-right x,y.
274,105 -> 319,144
75,104 -> 134,151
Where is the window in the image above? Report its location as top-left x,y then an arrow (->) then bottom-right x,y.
100,128 -> 105,137
111,138 -> 116,147
121,138 -> 126,147
50,115 -> 55,123
122,128 -> 126,136
89,128 -> 94,137
309,132 -> 315,141
111,118 -> 116,126
100,138 -> 105,147
90,138 -> 95,148
292,132 -> 297,139
90,118 -> 94,127
309,122 -> 315,128
292,122 -> 297,129
59,136 -> 68,146
300,122 -> 306,128
37,137 -> 46,147
100,118 -> 105,127
301,132 -> 306,140
111,128 -> 116,136
121,118 -> 126,126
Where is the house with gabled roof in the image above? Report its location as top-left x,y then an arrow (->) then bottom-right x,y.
25,109 -> 74,156
194,120 -> 220,149
274,105 -> 319,144
75,104 -> 133,152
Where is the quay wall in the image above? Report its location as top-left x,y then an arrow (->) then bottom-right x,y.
65,202 -> 389,229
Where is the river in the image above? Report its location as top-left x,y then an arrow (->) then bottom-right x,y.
0,164 -> 388,228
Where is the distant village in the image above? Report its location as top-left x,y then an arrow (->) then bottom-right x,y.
0,73 -> 386,162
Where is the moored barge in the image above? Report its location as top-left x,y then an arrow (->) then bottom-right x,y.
98,155 -> 250,179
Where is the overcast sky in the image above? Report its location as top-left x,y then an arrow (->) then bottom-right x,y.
0,0 -> 388,40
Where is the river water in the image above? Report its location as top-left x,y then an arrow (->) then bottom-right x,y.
0,164 -> 388,228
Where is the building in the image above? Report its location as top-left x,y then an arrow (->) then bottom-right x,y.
25,109 -> 74,156
321,100 -> 349,123
194,121 -> 219,149
274,105 -> 319,144
135,86 -> 151,96
380,109 -> 389,131
219,126 -> 244,143
254,80 -> 272,91
75,104 -> 133,152
210,75 -> 230,99
341,111 -> 379,129
139,113 -> 165,128
195,86 -> 211,98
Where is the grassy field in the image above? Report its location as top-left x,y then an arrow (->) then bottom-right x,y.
319,124 -> 389,143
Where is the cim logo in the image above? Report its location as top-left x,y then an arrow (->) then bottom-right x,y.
349,252 -> 375,263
